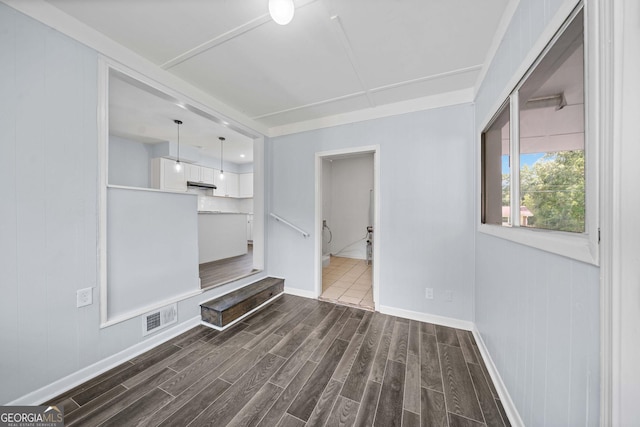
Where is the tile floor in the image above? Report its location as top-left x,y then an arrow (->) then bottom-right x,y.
320,256 -> 374,310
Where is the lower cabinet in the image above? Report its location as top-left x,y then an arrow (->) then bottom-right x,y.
247,214 -> 253,242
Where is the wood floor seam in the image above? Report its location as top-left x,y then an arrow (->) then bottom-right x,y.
464,351 -> 489,426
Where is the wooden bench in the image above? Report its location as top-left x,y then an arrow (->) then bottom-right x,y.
200,277 -> 284,328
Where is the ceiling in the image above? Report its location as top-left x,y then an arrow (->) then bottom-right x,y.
47,0 -> 510,131
110,71 -> 255,163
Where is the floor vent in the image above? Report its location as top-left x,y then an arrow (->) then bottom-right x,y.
142,303 -> 177,336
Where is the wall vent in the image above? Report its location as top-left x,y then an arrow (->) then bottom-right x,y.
142,303 -> 177,336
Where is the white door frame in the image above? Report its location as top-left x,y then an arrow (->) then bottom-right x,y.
314,146 -> 380,307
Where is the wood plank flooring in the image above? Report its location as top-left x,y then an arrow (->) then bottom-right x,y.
45,295 -> 510,427
200,244 -> 258,289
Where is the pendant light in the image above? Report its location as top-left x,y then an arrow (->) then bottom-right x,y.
174,119 -> 183,172
219,136 -> 225,180
268,0 -> 295,25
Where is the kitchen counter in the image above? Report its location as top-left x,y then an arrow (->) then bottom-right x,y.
198,212 -> 248,264
198,211 -> 251,214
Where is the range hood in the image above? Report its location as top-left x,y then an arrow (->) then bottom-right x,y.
187,181 -> 217,189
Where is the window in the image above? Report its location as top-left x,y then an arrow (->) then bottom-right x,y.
482,8 -> 585,233
481,101 -> 510,226
479,5 -> 597,265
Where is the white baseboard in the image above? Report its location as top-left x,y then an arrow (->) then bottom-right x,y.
200,292 -> 284,331
471,326 -> 524,427
7,316 -> 201,406
378,305 -> 474,331
284,286 -> 316,299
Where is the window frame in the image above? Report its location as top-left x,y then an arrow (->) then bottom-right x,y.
478,2 -> 599,265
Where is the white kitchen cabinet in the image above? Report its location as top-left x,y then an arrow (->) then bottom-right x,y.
200,167 -> 215,185
225,172 -> 239,198
239,173 -> 253,198
185,163 -> 200,182
185,164 -> 215,186
150,157 -> 186,192
247,214 -> 253,242
213,169 -> 224,196
213,171 -> 239,197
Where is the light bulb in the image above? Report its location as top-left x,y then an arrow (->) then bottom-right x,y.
175,161 -> 182,172
219,171 -> 225,180
269,0 -> 294,25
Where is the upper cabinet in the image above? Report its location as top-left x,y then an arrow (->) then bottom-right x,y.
214,171 -> 239,197
186,163 -> 214,185
151,158 -> 249,198
226,172 -> 239,198
185,163 -> 200,182
200,167 -> 215,185
150,157 -> 186,192
239,173 -> 253,198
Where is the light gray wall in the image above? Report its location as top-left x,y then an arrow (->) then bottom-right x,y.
328,155 -> 374,259
474,0 -> 600,425
267,105 -> 476,320
0,4 -> 270,404
322,159 -> 332,255
108,135 -> 153,188
0,4 -> 100,403
107,188 -> 199,318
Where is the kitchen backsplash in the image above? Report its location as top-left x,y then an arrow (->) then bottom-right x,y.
198,195 -> 253,213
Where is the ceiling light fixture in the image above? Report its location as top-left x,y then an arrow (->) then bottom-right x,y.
219,136 -> 225,180
268,0 -> 295,25
174,119 -> 183,172
240,154 -> 246,158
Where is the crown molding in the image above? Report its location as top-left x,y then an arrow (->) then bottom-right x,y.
268,88 -> 474,137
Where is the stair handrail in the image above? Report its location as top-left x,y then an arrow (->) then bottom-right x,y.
269,213 -> 310,238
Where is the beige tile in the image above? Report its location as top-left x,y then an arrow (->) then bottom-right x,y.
332,280 -> 353,289
342,272 -> 361,280
343,289 -> 367,299
350,283 -> 371,291
338,295 -> 363,305
323,278 -> 336,286
322,287 -> 346,299
356,277 -> 372,286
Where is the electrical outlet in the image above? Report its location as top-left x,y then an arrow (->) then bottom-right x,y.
425,287 -> 434,299
444,290 -> 453,302
77,287 -> 93,308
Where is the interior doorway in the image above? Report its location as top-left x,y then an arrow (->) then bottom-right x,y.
315,146 -> 379,310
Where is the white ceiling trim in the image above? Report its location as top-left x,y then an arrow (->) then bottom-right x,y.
268,87 -> 475,137
0,0 -> 269,136
252,91 -> 363,120
370,64 -> 482,94
473,0 -> 522,97
330,15 -> 375,107
160,14 -> 272,70
253,64 -> 481,121
160,0 -> 320,71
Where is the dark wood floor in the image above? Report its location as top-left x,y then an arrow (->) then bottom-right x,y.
45,295 -> 511,427
200,244 -> 258,289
